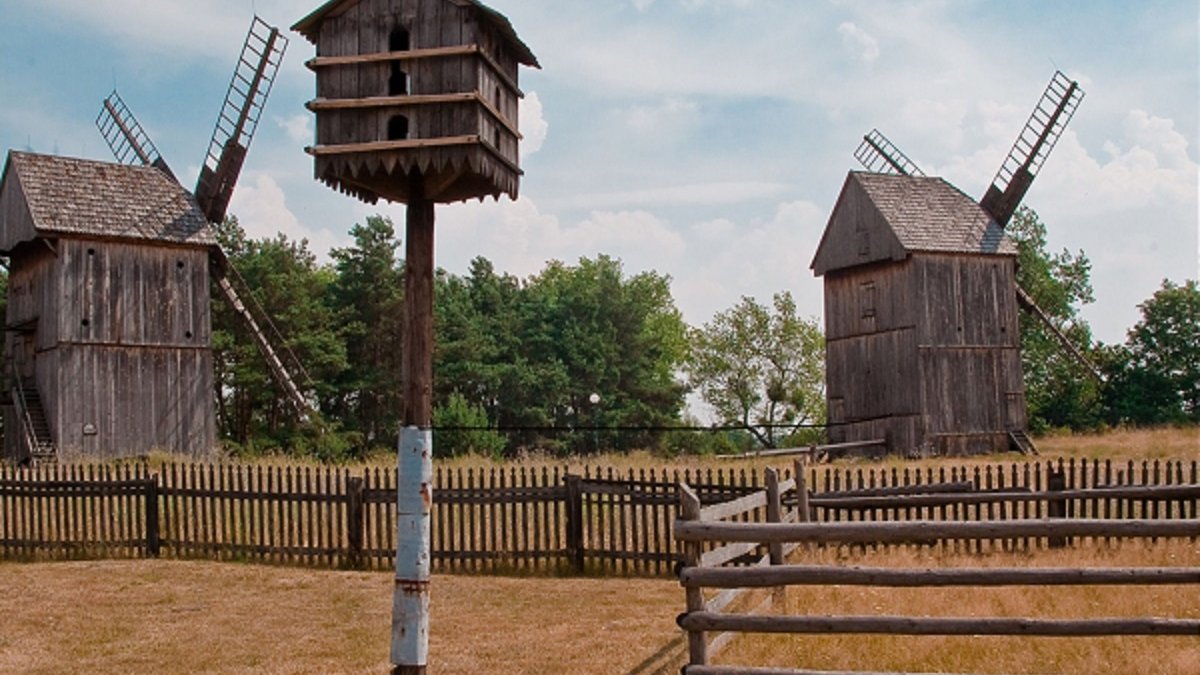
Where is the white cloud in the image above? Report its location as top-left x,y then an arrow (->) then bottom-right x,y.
228,171 -> 342,256
837,22 -> 880,64
617,97 -> 700,135
552,181 -> 790,211
276,115 -> 312,145
519,91 -> 548,158
36,0 -> 245,59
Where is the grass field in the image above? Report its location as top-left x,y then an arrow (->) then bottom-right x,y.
2,427 -> 1195,673
0,560 -> 683,674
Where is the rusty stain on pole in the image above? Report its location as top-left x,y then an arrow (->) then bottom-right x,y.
391,426 -> 432,667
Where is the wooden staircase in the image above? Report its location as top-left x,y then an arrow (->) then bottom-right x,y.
1008,429 -> 1039,456
15,377 -> 56,465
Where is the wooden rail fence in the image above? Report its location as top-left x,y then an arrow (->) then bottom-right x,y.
674,462 -> 1200,674
1,458 -> 1197,574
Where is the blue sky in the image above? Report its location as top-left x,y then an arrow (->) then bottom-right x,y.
1,0 -> 1196,347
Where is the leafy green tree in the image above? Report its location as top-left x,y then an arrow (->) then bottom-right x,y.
432,392 -> 507,458
522,256 -> 688,454
328,216 -> 405,451
1008,207 -> 1102,432
686,292 -> 824,448
211,217 -> 346,455
1103,279 -> 1200,424
435,255 -> 688,455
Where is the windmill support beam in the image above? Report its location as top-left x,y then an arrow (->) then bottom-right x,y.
392,170 -> 434,675
1016,285 -> 1103,383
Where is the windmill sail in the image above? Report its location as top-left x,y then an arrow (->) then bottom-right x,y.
854,129 -> 926,176
213,258 -> 313,421
96,91 -> 177,182
980,71 -> 1084,228
92,25 -> 312,422
1015,286 -> 1103,383
194,16 -> 288,225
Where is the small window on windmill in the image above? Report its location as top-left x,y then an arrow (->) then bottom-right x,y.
388,26 -> 411,96
857,229 -> 871,258
388,115 -> 410,141
860,281 -> 876,319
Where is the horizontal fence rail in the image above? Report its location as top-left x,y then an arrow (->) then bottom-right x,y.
1,458 -> 1197,574
674,463 -> 1200,675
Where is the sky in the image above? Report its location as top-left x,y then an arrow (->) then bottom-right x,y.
0,0 -> 1197,348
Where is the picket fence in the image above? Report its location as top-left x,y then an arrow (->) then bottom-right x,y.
1,458 -> 1196,573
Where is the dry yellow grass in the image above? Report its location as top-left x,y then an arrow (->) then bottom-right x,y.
717,541 -> 1200,675
0,560 -> 682,674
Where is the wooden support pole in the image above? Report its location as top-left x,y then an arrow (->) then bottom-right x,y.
402,170 -> 435,428
392,170 -> 435,675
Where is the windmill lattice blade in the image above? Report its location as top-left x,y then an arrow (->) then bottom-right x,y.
981,71 -> 1084,227
95,91 -> 177,182
854,129 -> 926,176
195,16 -> 288,224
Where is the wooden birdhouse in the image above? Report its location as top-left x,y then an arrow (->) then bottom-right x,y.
292,0 -> 540,204
0,151 -> 217,463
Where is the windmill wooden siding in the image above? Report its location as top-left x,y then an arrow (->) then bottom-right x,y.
0,151 -> 216,462
293,0 -> 539,205
813,172 -> 1026,457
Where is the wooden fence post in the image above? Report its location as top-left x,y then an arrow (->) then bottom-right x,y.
565,474 -> 584,573
347,476 -> 365,568
765,468 -> 783,565
793,458 -> 811,524
766,468 -> 786,607
144,474 -> 160,558
678,482 -> 707,667
1048,469 -> 1067,549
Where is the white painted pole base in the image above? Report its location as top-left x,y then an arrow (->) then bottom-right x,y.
391,427 -> 432,667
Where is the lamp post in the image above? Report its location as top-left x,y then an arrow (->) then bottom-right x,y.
588,392 -> 600,453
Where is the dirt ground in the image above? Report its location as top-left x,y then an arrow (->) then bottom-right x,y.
0,559 -> 685,674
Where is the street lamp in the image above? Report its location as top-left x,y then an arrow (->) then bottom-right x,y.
588,393 -> 600,452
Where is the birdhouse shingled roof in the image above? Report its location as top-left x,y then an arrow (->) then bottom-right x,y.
0,151 -> 215,252
292,0 -> 539,67
811,171 -> 1017,276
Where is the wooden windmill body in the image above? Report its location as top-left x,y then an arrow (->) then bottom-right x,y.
0,153 -> 217,463
292,2 -> 537,673
813,72 -> 1089,457
0,16 -> 302,464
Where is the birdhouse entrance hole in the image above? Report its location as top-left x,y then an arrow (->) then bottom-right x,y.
388,114 -> 410,140
388,26 -> 410,96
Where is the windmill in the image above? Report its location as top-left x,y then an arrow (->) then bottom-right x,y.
812,70 -> 1093,457
95,16 -> 312,421
854,72 -> 1100,384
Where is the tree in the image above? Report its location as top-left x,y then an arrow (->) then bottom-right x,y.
1103,279 -> 1200,425
211,217 -> 347,456
1007,207 -> 1102,431
686,292 -> 824,448
434,255 -> 688,455
328,215 -> 406,451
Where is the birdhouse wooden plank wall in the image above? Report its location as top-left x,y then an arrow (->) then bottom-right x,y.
293,0 -> 539,204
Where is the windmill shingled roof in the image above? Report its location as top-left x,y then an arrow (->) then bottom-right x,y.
5,151 -> 215,247
853,171 -> 1017,256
